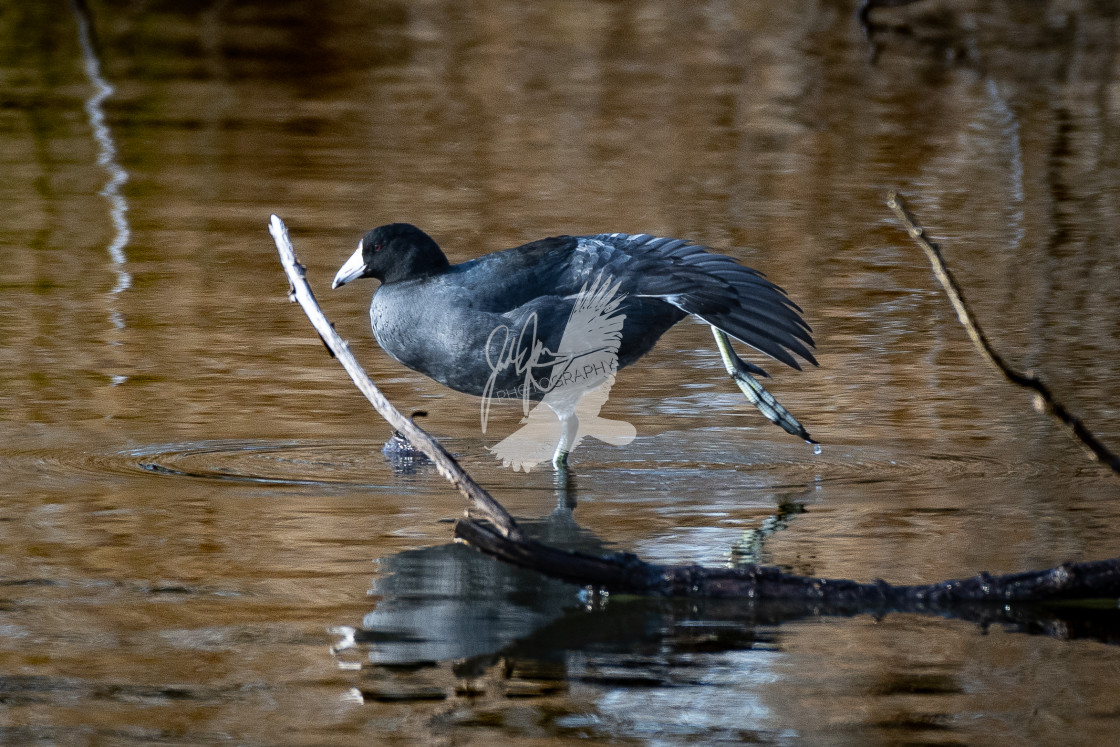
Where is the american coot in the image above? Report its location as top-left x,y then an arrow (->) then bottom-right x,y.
333,223 -> 816,469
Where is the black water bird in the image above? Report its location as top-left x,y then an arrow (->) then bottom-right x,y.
333,223 -> 817,467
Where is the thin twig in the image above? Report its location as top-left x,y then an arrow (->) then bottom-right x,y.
887,191 -> 1120,475
268,215 -> 522,538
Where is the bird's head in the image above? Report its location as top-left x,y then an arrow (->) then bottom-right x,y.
332,223 -> 449,288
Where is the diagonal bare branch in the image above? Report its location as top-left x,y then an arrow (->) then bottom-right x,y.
269,215 -> 522,538
887,191 -> 1120,475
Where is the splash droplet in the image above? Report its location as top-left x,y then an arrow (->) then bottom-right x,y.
813,443 -> 822,456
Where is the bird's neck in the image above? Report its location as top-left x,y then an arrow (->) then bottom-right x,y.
384,246 -> 451,284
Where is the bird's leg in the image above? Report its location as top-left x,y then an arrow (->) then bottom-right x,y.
552,412 -> 580,468
711,326 -> 817,444
552,464 -> 577,511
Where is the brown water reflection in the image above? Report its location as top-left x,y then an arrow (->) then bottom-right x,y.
1,0 -> 1119,742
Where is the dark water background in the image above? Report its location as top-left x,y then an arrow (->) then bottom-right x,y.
2,0 -> 1120,742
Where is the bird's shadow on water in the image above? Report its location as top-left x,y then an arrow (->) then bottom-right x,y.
335,468 -> 1120,699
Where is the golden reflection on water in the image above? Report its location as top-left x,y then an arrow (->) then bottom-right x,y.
0,0 -> 1119,742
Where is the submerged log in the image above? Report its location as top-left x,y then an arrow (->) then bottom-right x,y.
455,517 -> 1120,604
270,214 -> 1120,607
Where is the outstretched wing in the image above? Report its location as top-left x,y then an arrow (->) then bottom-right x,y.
452,231 -> 815,373
583,233 -> 816,372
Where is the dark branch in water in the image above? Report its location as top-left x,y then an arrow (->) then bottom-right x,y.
457,516 -> 1120,603
887,191 -> 1120,476
270,214 -> 1120,611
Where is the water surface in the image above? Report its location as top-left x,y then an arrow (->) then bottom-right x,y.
1,1 -> 1119,743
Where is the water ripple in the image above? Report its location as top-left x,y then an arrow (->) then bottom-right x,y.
3,440 -> 419,490
116,440 -> 405,487
4,431 -> 1077,495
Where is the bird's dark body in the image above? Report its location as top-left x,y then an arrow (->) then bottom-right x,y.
336,225 -> 815,403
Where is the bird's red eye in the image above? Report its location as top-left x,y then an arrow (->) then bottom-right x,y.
374,243 -> 383,252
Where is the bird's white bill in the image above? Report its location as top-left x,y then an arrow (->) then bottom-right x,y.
332,243 -> 367,289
